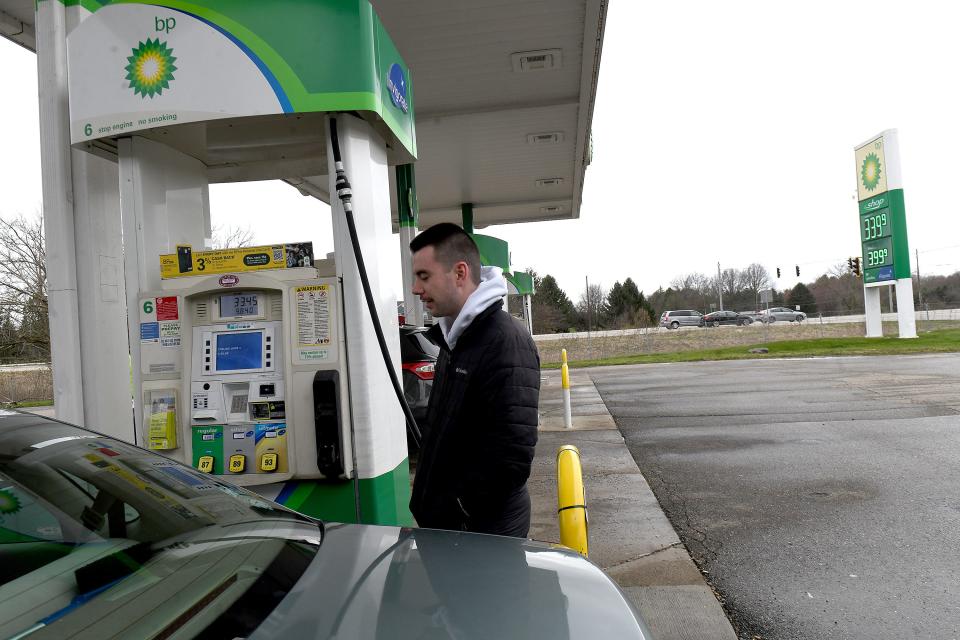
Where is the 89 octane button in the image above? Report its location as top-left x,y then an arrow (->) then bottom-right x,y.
229,454 -> 246,473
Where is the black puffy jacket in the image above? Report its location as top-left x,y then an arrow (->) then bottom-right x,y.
410,301 -> 540,537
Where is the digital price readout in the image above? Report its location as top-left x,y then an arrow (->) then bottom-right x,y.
221,293 -> 259,317
860,210 -> 889,242
858,194 -> 907,284
863,237 -> 893,268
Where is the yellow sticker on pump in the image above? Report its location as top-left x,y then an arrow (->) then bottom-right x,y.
259,453 -> 278,472
159,242 -> 314,279
197,456 -> 215,473
228,454 -> 246,473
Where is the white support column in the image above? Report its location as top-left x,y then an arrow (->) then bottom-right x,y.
525,294 -> 534,334
35,0 -> 83,424
399,225 -> 422,325
864,286 -> 883,337
118,136 -> 209,444
326,114 -> 407,487
895,277 -> 917,338
72,152 -> 133,439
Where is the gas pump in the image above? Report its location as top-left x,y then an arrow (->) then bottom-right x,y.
137,248 -> 353,490
62,0 -> 420,526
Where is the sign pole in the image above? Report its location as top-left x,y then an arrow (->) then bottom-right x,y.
853,129 -> 916,338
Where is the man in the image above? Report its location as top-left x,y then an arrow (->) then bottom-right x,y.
409,223 -> 540,537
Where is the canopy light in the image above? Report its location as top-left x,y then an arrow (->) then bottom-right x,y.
511,49 -> 562,72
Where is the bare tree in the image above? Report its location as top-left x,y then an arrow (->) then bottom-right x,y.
743,263 -> 771,294
0,214 -> 48,357
577,283 -> 608,329
210,224 -> 255,249
827,262 -> 850,278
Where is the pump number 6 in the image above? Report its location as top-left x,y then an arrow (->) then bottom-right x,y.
143,300 -> 154,315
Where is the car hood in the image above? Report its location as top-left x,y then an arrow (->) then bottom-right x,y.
249,523 -> 651,640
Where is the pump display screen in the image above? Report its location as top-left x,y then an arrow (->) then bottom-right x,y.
216,332 -> 263,371
221,294 -> 259,317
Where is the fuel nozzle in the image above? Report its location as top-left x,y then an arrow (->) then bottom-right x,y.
334,162 -> 353,213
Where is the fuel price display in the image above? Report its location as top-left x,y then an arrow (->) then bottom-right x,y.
221,293 -> 259,317
861,210 -> 889,242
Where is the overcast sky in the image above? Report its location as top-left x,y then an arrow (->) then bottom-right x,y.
2,1 -> 959,305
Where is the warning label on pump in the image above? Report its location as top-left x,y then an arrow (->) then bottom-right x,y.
159,242 -> 314,279
156,297 -> 179,320
295,285 -> 331,347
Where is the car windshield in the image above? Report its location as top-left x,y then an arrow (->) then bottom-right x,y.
0,413 -> 321,640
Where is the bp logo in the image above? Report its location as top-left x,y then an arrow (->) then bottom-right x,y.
861,152 -> 882,192
125,38 -> 177,98
387,63 -> 409,113
0,489 -> 21,515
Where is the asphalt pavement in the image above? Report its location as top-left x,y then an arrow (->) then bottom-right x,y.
531,370 -> 737,640
590,353 -> 960,640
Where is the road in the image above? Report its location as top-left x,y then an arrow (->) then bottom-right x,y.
0,362 -> 50,373
591,353 -> 960,640
533,308 -> 960,341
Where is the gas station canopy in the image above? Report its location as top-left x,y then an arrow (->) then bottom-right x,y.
0,0 -> 605,229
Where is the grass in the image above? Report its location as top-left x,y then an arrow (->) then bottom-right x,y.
544,327 -> 960,369
1,399 -> 54,408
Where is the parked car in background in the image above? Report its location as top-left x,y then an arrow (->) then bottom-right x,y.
760,307 -> 806,323
0,411 -> 652,639
400,325 -> 439,451
703,310 -> 753,327
659,310 -> 704,329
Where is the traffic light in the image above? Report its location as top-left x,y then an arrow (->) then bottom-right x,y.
795,265 -> 800,277
847,257 -> 855,273
853,257 -> 862,277
776,267 -> 781,278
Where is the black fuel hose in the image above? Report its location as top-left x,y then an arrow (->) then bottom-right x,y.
328,117 -> 422,449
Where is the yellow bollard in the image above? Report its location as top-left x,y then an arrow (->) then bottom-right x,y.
556,445 -> 588,557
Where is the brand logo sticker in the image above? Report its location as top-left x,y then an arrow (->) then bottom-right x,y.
125,38 -> 177,98
387,63 -> 409,113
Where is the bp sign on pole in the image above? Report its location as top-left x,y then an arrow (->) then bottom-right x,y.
853,130 -> 916,338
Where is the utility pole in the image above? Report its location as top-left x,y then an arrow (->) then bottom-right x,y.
916,248 -> 923,306
585,275 -> 592,335
916,248 -> 927,320
717,262 -> 723,311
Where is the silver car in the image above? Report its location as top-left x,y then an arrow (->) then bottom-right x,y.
761,307 -> 807,323
659,309 -> 704,329
0,411 -> 651,639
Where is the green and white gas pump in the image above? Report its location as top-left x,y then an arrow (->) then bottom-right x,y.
64,0 -> 419,525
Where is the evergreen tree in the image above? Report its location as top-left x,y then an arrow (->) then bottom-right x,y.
531,273 -> 576,333
786,282 -> 818,314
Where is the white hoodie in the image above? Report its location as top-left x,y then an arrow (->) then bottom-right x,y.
438,266 -> 507,350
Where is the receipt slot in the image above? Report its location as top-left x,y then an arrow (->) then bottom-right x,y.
137,260 -> 355,494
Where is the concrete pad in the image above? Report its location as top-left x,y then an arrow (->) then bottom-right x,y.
532,369 -> 738,640
623,586 -> 738,640
539,414 -> 617,431
20,406 -> 55,418
605,546 -> 704,587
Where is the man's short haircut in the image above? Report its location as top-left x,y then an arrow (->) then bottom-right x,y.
410,223 -> 482,285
